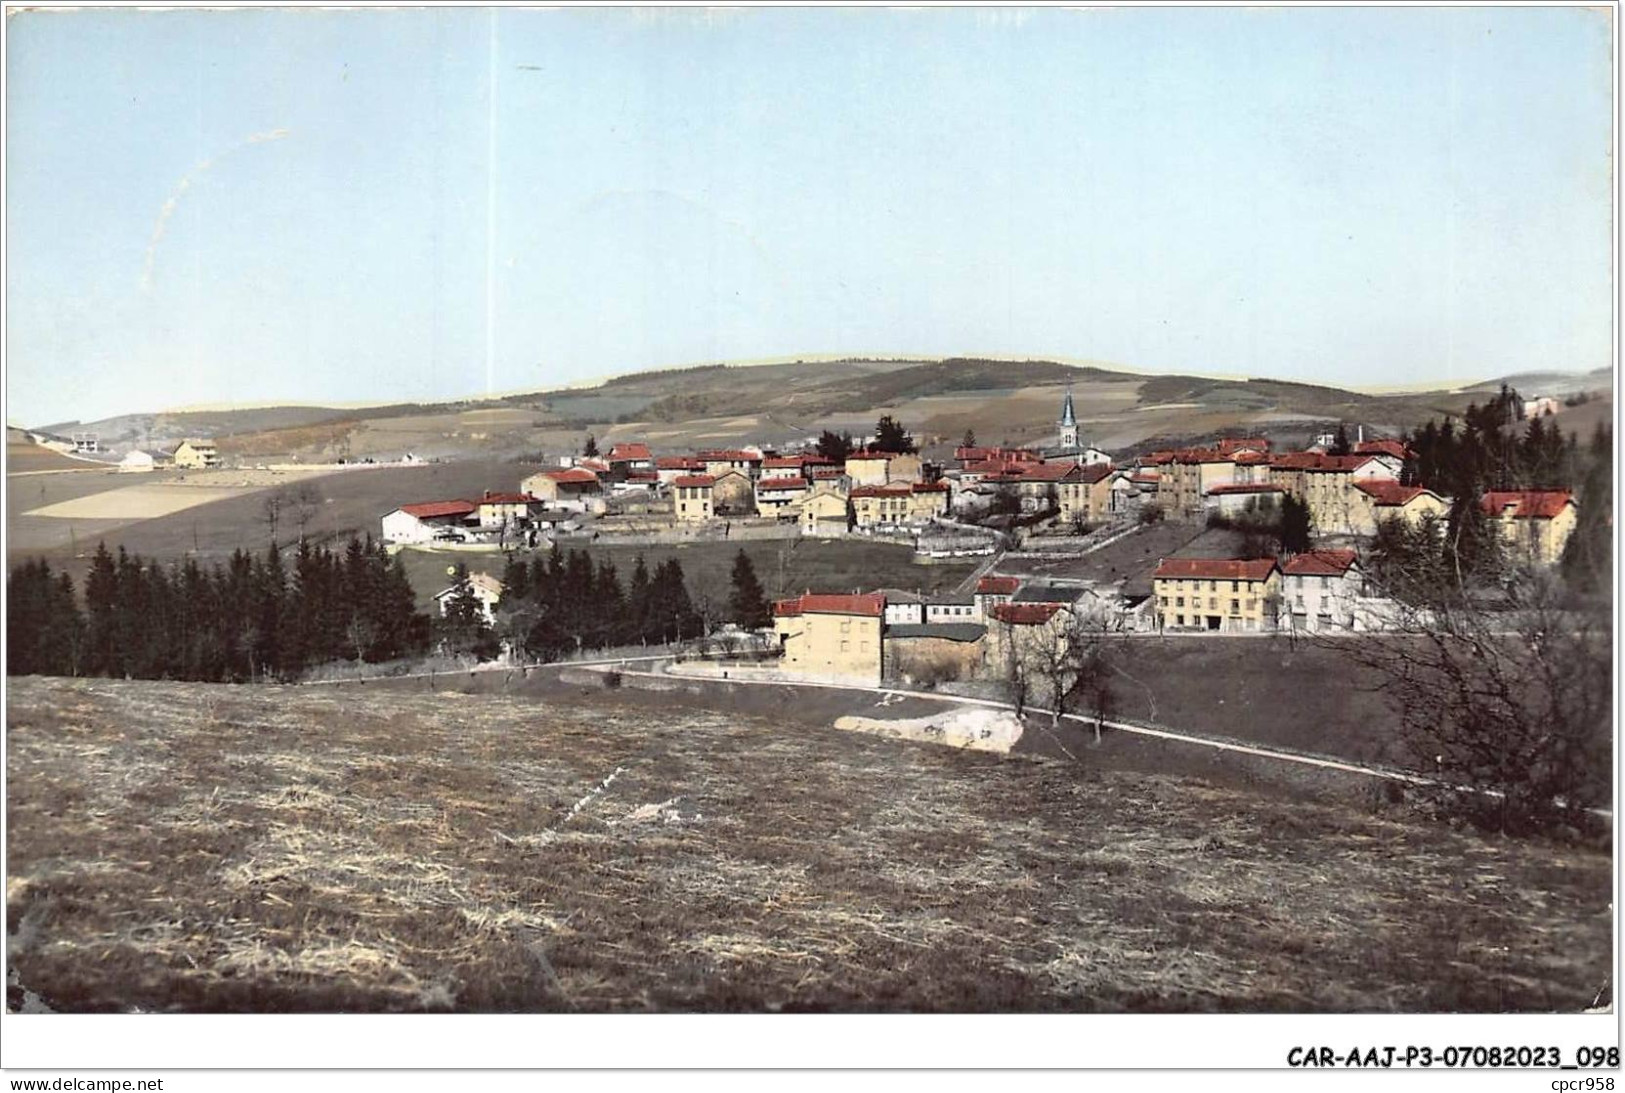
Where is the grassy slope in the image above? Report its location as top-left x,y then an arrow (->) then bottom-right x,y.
6,677 -> 1609,1013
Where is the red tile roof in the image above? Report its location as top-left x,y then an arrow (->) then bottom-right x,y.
955,446 -> 1041,464
1353,480 -> 1435,507
990,602 -> 1063,625
656,456 -> 704,470
1479,490 -> 1575,520
399,500 -> 475,519
1167,448 -> 1234,465
697,449 -> 763,462
1355,439 -> 1410,460
578,458 -> 612,473
772,592 -> 886,618
1130,473 -> 1161,486
608,443 -> 652,462
1270,452 -> 1392,474
756,476 -> 809,491
1206,483 -> 1285,495
1152,558 -> 1279,581
479,491 -> 539,505
1232,451 -> 1270,465
810,468 -> 846,479
763,456 -> 805,470
1282,549 -> 1359,576
1218,437 -> 1271,455
542,468 -> 601,485
849,484 -> 912,498
673,474 -> 717,489
977,575 -> 1021,595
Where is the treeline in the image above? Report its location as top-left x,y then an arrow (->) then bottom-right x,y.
7,538 -> 429,681
1377,385 -> 1614,594
458,548 -> 704,662
1402,386 -> 1590,497
442,547 -> 774,662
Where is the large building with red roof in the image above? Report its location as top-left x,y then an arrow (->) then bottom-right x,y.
1479,490 -> 1579,565
1281,549 -> 1364,632
1151,557 -> 1281,632
380,500 -> 478,544
521,467 -> 606,513
771,592 -> 887,684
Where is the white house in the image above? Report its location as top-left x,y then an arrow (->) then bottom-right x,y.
381,500 -> 477,544
434,571 -> 504,627
117,450 -> 157,473
1281,549 -> 1363,632
754,476 -> 810,516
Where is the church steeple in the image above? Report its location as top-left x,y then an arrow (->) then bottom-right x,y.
1058,387 -> 1079,450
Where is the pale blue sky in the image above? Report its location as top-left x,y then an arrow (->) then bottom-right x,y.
5,6 -> 1614,426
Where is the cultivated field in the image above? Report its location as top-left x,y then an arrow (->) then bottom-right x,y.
6,676 -> 1610,1013
24,484 -> 253,520
8,460 -> 533,582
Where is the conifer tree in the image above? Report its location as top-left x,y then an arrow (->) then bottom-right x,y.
728,549 -> 771,629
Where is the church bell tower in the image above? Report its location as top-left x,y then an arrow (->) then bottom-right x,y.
1058,388 -> 1079,451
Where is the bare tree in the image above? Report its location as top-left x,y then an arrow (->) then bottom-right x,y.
991,616 -> 1030,718
291,483 -> 321,544
1335,558 -> 1610,836
261,489 -> 284,545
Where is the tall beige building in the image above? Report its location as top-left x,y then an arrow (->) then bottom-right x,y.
1152,557 -> 1280,632
772,592 -> 886,684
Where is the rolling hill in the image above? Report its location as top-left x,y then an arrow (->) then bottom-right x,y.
29,358 -> 1613,464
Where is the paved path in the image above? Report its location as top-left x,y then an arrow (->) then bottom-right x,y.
617,660 -> 1611,818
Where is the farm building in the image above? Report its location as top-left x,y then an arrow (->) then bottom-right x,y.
171,439 -> 220,469
381,500 -> 478,544
772,592 -> 886,686
883,622 -> 987,685
522,468 -> 605,514
475,491 -> 543,528
116,450 -> 166,473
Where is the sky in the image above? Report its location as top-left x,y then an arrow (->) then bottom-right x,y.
4,6 -> 1614,426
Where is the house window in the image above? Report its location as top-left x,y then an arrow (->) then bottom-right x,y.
1230,600 -> 1239,613
1176,596 -> 1184,607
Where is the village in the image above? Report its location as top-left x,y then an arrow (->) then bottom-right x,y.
372,388 -> 1583,696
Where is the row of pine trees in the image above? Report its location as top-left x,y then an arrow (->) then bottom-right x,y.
440,547 -> 774,662
7,538 -> 428,681
10,537 -> 784,680
1377,386 -> 1613,594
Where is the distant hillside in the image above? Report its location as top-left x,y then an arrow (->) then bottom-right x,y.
32,358 -> 1610,464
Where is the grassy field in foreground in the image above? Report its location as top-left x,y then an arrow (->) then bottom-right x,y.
6,677 -> 1610,1013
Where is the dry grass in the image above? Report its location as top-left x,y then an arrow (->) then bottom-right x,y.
5,677 -> 1611,1013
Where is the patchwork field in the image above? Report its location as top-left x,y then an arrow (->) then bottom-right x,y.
6,676 -> 1609,1013
24,484 -> 253,520
8,460 -> 533,583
